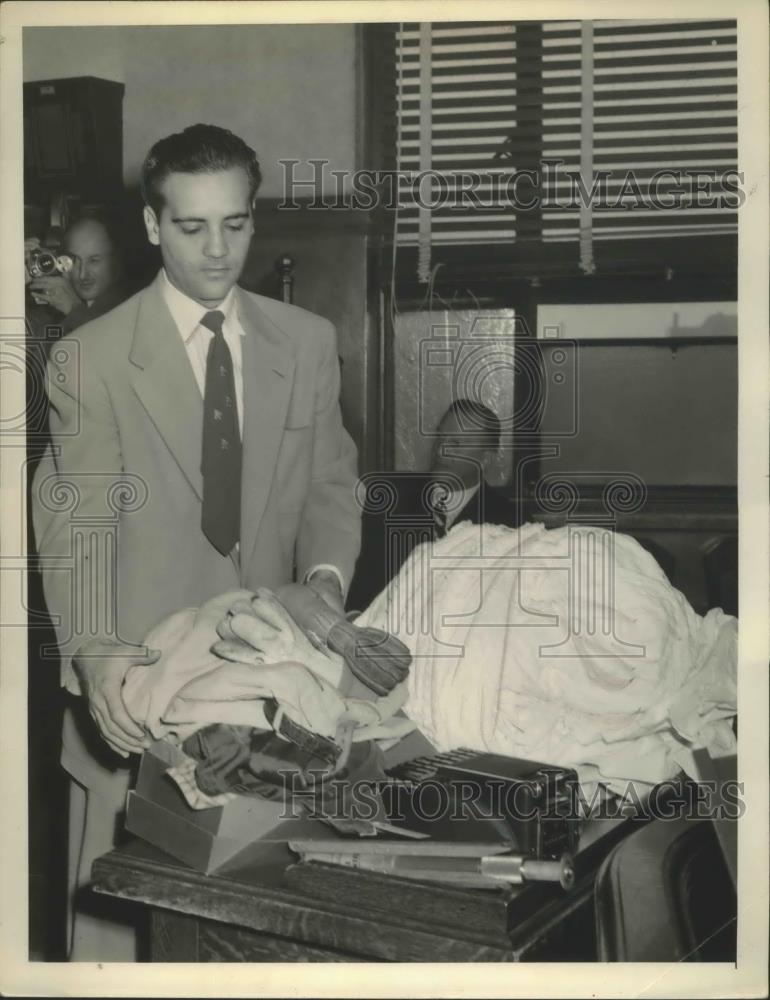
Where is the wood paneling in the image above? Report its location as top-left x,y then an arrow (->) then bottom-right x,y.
240,206 -> 383,473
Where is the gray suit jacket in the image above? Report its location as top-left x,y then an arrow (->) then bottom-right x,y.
32,272 -> 360,786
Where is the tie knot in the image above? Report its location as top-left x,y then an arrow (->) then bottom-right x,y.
200,310 -> 225,336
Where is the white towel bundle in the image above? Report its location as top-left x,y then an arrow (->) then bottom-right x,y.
356,520 -> 737,796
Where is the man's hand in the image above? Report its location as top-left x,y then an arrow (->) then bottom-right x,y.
24,238 -> 41,285
28,274 -> 81,315
73,638 -> 161,757
306,569 -> 345,615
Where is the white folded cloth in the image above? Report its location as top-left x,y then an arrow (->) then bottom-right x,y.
122,588 -> 412,744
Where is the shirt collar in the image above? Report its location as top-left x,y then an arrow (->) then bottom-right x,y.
161,268 -> 240,344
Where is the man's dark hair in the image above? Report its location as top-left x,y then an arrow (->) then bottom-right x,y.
140,124 -> 262,216
441,398 -> 502,449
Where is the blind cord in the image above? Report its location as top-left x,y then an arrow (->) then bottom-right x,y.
579,20 -> 596,276
417,21 -> 433,284
389,23 -> 405,332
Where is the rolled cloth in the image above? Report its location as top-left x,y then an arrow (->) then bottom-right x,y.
356,520 -> 738,797
273,583 -> 411,696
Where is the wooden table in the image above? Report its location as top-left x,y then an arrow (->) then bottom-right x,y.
91,817 -> 637,962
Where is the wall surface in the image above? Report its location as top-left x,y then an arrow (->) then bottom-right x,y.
23,23 -> 358,197
537,341 -> 737,486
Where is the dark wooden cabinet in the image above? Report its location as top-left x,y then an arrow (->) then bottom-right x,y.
24,76 -> 125,200
91,818 -> 638,962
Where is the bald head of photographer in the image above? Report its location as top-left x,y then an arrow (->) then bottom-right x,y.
26,214 -> 129,335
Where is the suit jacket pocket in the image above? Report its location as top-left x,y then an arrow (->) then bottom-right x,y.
284,392 -> 313,430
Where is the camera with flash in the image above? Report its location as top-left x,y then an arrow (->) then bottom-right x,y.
26,246 -> 74,278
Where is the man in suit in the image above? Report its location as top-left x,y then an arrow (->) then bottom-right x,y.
348,399 -> 524,612
26,219 -> 132,481
27,215 -> 130,335
31,124 -> 360,960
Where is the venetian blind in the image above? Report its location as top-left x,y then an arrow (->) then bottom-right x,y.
391,19 -> 739,277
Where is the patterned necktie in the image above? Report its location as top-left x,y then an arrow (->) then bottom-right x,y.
200,310 -> 241,555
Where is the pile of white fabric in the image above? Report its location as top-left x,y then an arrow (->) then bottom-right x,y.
126,520 -> 737,801
122,588 -> 413,746
357,520 -> 737,797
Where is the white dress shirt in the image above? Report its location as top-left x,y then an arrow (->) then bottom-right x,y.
160,270 -> 345,594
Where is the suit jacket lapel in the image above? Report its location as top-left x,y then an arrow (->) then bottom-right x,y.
128,274 -> 205,499
237,289 -> 296,568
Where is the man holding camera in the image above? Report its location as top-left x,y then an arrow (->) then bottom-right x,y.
26,215 -> 128,335
31,124 -> 361,960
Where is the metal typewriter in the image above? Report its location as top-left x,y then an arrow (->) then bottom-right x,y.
380,747 -> 581,863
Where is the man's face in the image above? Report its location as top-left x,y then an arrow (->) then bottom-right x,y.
143,167 -> 254,307
64,221 -> 117,304
431,411 -> 492,486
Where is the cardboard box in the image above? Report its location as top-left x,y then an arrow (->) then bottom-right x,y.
126,728 -> 438,875
125,739 -> 309,874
